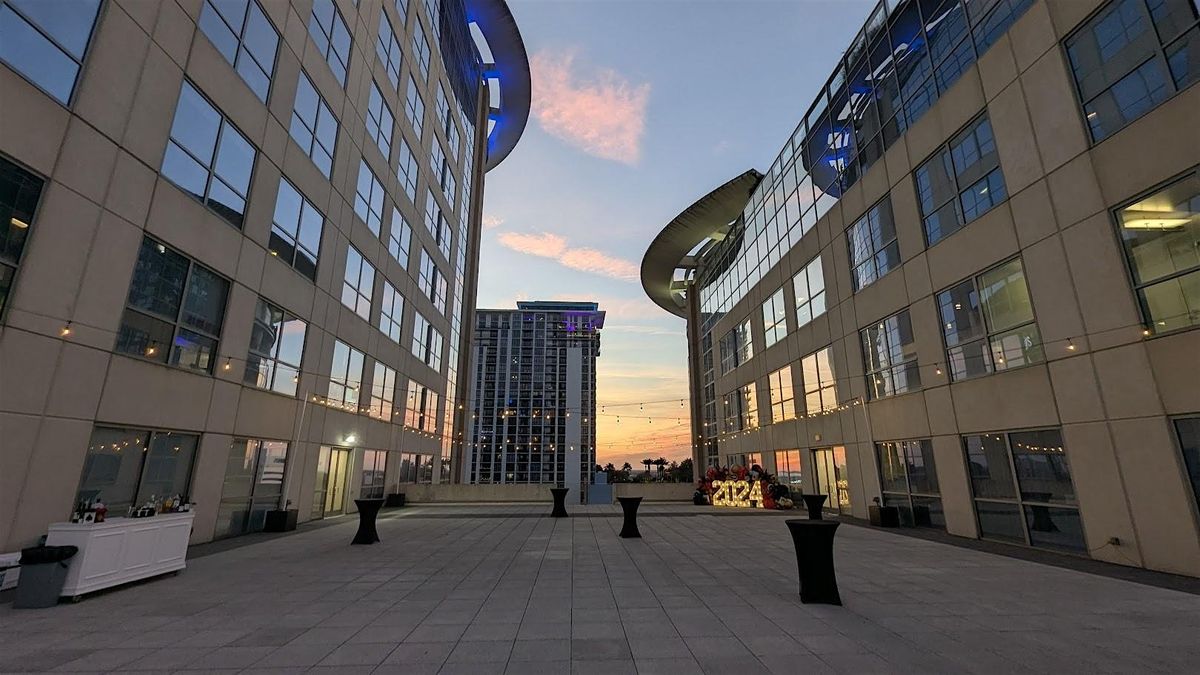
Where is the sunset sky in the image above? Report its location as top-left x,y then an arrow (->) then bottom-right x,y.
476,0 -> 872,468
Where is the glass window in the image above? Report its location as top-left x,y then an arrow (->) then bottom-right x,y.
215,439 -> 288,539
379,281 -> 404,343
365,82 -> 394,160
369,362 -> 396,420
308,0 -> 350,86
405,75 -> 425,139
0,0 -> 101,105
404,380 -> 439,432
198,0 -> 279,102
861,309 -> 921,399
375,11 -> 403,90
774,450 -> 803,491
1175,417 -> 1200,514
847,197 -> 900,291
739,382 -> 759,430
388,206 -> 412,267
968,0 -> 1035,52
397,137 -> 419,203
938,257 -> 1042,381
328,340 -> 364,408
793,256 -> 826,327
418,249 -> 446,313
76,428 -> 198,515
117,237 -> 229,373
245,296 -> 306,396
801,346 -> 837,414
0,155 -> 44,319
761,287 -> 788,347
354,159 -> 385,235
1114,169 -> 1200,333
360,450 -> 387,499
269,177 -> 322,281
341,245 -> 374,320
768,365 -> 796,423
162,81 -> 256,228
915,115 -> 1006,245
963,429 -> 1084,551
1066,0 -> 1198,142
289,71 -> 338,178
876,439 -> 944,528
412,21 -> 430,79
412,310 -> 443,370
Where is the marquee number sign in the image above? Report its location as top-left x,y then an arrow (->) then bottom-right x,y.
710,479 -> 765,508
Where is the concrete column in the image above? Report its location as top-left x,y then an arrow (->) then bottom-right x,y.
566,347 -> 582,503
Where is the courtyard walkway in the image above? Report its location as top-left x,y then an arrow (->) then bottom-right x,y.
1,504 -> 1197,674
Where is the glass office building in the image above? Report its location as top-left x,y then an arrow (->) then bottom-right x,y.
641,0 -> 1200,576
0,0 -> 530,546
466,302 -> 604,502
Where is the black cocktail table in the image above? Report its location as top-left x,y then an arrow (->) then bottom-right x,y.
785,519 -> 841,605
618,496 -> 642,538
550,487 -> 569,518
802,493 -> 828,520
352,498 -> 385,545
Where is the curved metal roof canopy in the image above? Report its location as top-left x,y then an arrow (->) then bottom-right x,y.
466,0 -> 531,172
640,170 -> 764,318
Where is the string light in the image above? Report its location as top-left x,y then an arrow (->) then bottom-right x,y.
1067,338 -> 1077,351
60,323 -> 72,337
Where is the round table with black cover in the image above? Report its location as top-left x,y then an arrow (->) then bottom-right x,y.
618,496 -> 642,538
352,499 -> 385,545
550,487 -> 570,518
785,519 -> 842,605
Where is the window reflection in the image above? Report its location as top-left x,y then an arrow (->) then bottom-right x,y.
163,82 -> 256,228
0,0 -> 100,105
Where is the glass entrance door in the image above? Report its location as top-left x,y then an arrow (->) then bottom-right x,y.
315,446 -> 350,518
812,446 -> 851,514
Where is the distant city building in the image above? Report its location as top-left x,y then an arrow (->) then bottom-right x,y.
466,301 -> 604,501
641,0 -> 1200,577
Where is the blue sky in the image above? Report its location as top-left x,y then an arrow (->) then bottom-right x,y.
476,0 -> 874,467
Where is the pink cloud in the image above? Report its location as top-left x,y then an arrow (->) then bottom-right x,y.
530,49 -> 650,164
496,231 -> 640,282
482,214 -> 505,229
496,231 -> 567,258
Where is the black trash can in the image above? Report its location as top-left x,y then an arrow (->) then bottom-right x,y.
14,545 -> 78,609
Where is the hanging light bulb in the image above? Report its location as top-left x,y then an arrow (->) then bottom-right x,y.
1067,338 -> 1077,351
60,323 -> 72,337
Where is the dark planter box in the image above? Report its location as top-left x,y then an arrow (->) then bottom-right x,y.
385,493 -> 406,508
263,509 -> 298,532
868,505 -> 900,528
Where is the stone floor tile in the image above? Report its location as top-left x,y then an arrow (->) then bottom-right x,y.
626,636 -> 691,659
381,640 -> 455,665
440,661 -> 508,675
509,638 -> 571,662
315,641 -> 396,667
445,639 -> 513,663
571,659 -> 638,675
572,638 -> 632,661
185,645 -> 276,669
462,622 -> 520,641
508,660 -> 570,674
572,622 -> 626,639
251,642 -> 336,668
633,657 -> 702,675
405,623 -> 468,643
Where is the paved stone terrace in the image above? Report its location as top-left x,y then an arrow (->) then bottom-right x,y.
1,503 -> 1198,674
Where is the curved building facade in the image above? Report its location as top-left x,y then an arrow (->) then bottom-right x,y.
0,0 -> 530,547
643,0 -> 1200,576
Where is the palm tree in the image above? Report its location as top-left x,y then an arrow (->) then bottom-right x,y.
654,457 -> 668,479
642,458 -> 653,477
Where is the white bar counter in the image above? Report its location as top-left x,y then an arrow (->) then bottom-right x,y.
45,512 -> 194,598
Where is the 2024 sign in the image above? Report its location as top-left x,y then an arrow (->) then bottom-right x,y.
710,479 -> 765,508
